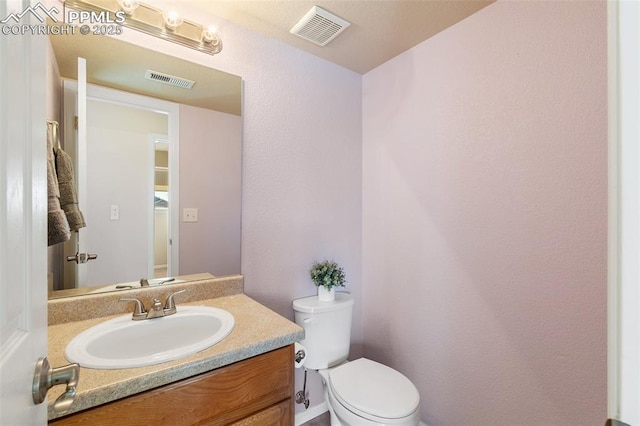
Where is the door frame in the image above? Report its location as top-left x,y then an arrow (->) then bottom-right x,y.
608,0 -> 640,423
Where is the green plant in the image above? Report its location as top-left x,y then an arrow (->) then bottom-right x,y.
310,260 -> 346,290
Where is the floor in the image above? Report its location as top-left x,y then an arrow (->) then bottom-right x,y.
300,411 -> 330,426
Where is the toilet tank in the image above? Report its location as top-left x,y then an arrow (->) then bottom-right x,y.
293,292 -> 354,370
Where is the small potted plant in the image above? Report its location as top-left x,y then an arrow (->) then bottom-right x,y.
310,260 -> 346,302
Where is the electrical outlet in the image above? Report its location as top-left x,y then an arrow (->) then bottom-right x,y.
183,208 -> 198,222
110,205 -> 119,220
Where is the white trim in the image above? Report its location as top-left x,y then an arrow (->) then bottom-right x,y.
294,401 -> 328,426
610,0 -> 640,423
167,113 -> 180,276
607,0 -> 620,419
147,134 -> 156,278
149,133 -> 174,277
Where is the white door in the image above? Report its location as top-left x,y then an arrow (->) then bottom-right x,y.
0,0 -> 48,424
59,62 -> 88,289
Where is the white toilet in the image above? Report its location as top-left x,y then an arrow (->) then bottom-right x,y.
293,292 -> 421,426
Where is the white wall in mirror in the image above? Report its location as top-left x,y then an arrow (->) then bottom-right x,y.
85,99 -> 167,286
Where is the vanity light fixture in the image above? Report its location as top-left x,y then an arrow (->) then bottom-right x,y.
63,0 -> 223,55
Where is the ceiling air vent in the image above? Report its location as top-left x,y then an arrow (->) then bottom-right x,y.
290,6 -> 351,47
145,70 -> 195,89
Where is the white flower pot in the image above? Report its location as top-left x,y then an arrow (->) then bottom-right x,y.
317,286 -> 335,302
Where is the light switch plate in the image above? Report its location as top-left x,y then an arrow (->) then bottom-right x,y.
110,205 -> 119,220
183,208 -> 198,222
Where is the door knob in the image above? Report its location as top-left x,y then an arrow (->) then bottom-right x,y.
32,356 -> 80,415
66,252 -> 98,264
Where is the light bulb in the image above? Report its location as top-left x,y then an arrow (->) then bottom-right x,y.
164,10 -> 183,31
116,0 -> 139,15
202,25 -> 219,44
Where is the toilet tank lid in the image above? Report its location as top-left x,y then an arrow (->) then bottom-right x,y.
293,292 -> 353,313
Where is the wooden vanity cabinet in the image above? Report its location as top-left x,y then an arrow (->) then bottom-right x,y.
50,345 -> 294,426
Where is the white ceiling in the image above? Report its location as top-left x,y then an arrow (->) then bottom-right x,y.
191,0 -> 495,74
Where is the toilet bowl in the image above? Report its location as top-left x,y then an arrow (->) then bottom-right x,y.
293,293 -> 421,426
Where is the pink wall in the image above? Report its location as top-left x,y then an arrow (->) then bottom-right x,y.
362,1 -> 607,425
231,31 -> 364,411
179,105 -> 241,277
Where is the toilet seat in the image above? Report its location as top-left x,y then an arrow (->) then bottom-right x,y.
329,358 -> 420,422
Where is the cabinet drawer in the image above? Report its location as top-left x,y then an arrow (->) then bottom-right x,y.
227,400 -> 292,426
50,345 -> 294,426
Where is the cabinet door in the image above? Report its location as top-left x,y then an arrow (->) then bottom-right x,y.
50,345 -> 294,425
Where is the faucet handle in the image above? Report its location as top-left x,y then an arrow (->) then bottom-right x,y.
164,289 -> 186,311
120,297 -> 147,319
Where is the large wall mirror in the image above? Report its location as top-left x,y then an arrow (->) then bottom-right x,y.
47,32 -> 242,299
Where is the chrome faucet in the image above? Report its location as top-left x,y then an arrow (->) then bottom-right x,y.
146,298 -> 166,319
120,290 -> 186,321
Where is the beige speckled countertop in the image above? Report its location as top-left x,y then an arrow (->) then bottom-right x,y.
47,284 -> 304,420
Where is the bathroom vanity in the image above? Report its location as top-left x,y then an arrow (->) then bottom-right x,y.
46,276 -> 304,425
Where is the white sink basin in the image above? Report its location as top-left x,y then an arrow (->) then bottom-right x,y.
65,306 -> 235,369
